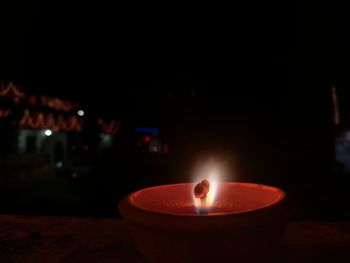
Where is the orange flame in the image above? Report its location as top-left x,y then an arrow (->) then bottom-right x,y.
193,170 -> 219,211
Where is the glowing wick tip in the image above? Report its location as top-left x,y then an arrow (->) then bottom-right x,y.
194,179 -> 210,214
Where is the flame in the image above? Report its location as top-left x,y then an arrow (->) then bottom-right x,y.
193,170 -> 219,212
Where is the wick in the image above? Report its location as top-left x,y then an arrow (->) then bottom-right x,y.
200,196 -> 208,214
194,179 -> 210,215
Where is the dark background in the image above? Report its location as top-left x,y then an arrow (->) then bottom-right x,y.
1,1 -> 349,220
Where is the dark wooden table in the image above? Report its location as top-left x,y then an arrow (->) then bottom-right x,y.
1,215 -> 350,262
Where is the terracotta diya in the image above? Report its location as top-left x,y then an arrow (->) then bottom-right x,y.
119,181 -> 290,263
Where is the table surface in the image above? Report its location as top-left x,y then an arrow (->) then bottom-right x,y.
1,215 -> 350,262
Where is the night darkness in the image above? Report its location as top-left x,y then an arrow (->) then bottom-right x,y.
3,1 -> 350,262
0,1 -> 347,214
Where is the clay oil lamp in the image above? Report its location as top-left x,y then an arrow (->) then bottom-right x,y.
119,173 -> 290,263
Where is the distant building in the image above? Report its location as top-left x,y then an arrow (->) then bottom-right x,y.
0,81 -> 120,173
